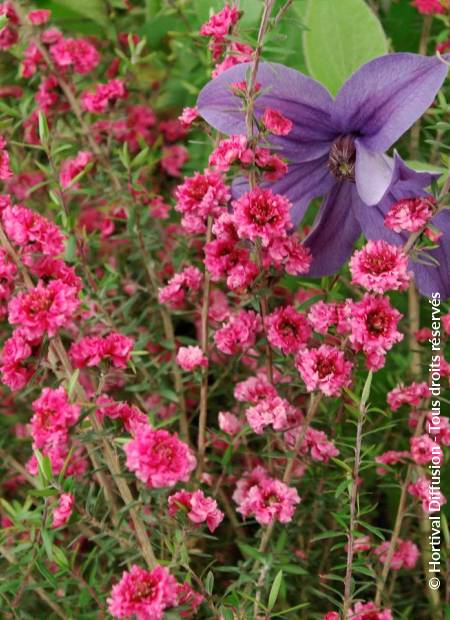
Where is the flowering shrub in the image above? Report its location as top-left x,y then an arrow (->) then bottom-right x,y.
0,1 -> 449,619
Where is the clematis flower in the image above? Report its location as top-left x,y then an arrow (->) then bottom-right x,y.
198,54 -> 450,297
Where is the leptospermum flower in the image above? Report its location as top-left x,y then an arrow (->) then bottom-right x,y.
198,54 -> 450,297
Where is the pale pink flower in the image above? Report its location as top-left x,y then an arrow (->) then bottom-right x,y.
408,475 -> 447,513
107,564 -> 178,620
375,450 -> 410,475
208,135 -> 254,172
350,240 -> 411,293
158,265 -> 202,309
234,472 -> 300,525
81,79 -> 127,114
374,538 -> 419,570
265,235 -> 311,275
387,381 -> 429,411
410,434 -> 442,465
384,196 -> 434,232
246,396 -> 293,435
52,492 -> 74,528
296,345 -> 352,396
30,387 -> 80,450
218,411 -> 242,435
176,345 -> 208,371
168,489 -> 224,532
125,426 -> 196,488
234,375 -> 278,403
262,108 -> 293,136
178,106 -> 199,127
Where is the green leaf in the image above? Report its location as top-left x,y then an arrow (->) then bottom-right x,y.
205,571 -> 214,595
303,0 -> 388,95
268,570 -> 283,610
51,0 -> 108,28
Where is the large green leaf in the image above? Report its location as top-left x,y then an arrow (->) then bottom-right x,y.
303,0 -> 388,95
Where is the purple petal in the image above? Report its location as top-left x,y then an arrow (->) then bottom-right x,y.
333,53 -> 449,152
232,156 -> 334,227
197,62 -> 337,162
304,182 -> 363,276
413,210 -> 450,299
355,140 -> 394,205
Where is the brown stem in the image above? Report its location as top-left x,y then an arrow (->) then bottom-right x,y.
408,282 -> 422,377
197,216 -> 213,475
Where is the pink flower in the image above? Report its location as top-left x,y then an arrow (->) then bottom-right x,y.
81,79 -> 127,114
175,170 -> 230,233
212,42 -> 253,77
255,148 -> 288,181
323,613 -> 340,620
307,301 -> 341,334
107,564 -> 178,620
412,0 -> 446,15
265,235 -> 311,275
218,411 -> 242,435
69,332 -> 134,369
410,434 -> 442,465
161,145 -> 188,177
214,310 -> 261,355
375,450 -> 410,475
232,187 -> 291,246
266,305 -> 311,354
96,396 -> 147,432
50,37 -> 100,74
176,345 -> 208,371
374,538 -> 419,570
262,108 -> 293,136
408,475 -> 447,513
27,9 -> 51,25
350,240 -> 411,293
384,197 -> 434,232
8,279 -> 79,339
158,266 -> 202,309
296,345 -> 352,396
60,151 -> 93,188
124,426 -> 196,488
176,582 -> 204,618
204,238 -> 258,292
345,294 -> 403,370
178,106 -> 199,127
234,374 -> 278,403
2,203 -> 65,256
348,601 -> 392,620
234,471 -> 300,525
246,395 -> 293,434
52,492 -> 74,528
387,381 -> 429,411
208,135 -> 254,172
0,329 -> 34,390
168,489 -> 224,532
200,4 -> 240,38
31,387 -> 80,450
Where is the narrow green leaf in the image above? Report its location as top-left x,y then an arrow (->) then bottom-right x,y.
268,570 -> 283,610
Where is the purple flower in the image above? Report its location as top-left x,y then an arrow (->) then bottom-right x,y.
197,54 -> 450,298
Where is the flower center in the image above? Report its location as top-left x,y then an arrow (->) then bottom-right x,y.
328,135 -> 356,181
367,309 -> 388,335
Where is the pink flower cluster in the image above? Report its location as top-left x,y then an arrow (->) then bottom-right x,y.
175,169 -> 230,233
52,492 -> 74,529
124,425 -> 196,488
96,396 -> 147,432
348,602 -> 393,620
412,0 -> 447,15
408,475 -> 447,513
266,305 -> 311,354
387,381 -> 429,410
168,489 -> 224,532
69,331 -> 134,369
2,201 -> 66,256
0,136 -> 12,179
246,395 -> 295,435
410,433 -> 442,465
50,37 -> 100,74
350,240 -> 411,293
81,79 -> 127,114
262,108 -> 293,136
233,467 -> 300,525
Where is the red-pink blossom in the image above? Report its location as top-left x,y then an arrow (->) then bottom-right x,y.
8,279 -> 79,339
161,145 -> 188,176
168,489 -> 224,532
50,37 -> 100,74
60,151 -> 93,188
374,538 -> 419,569
107,564 -> 178,620
262,108 -> 293,136
178,106 -> 199,127
218,411 -> 242,435
208,135 -> 254,172
232,187 -> 291,246
200,4 -> 239,39
412,0 -> 446,15
266,305 -> 311,354
81,79 -> 127,114
410,434 -> 442,465
27,9 -> 51,25
375,450 -> 410,475
96,396 -> 147,432
124,426 -> 196,488
2,202 -> 66,256
158,266 -> 203,309
246,395 -> 294,434
350,240 -> 411,293
52,492 -> 74,528
387,381 -> 429,411
408,475 -> 447,513
214,309 -> 261,355
348,601 -> 392,620
296,345 -> 353,396
175,170 -> 230,233
69,332 -> 134,369
30,386 -> 80,450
